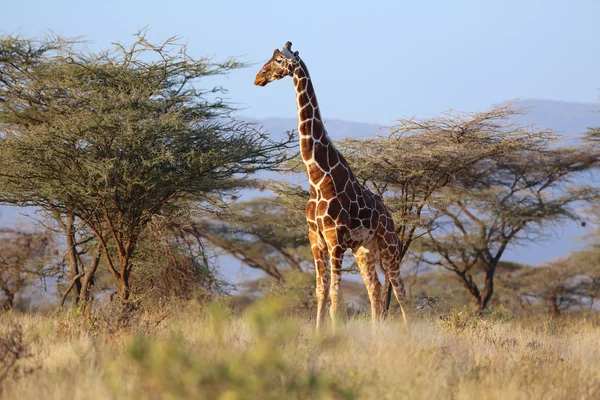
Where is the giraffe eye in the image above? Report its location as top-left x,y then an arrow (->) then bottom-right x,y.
274,59 -> 283,64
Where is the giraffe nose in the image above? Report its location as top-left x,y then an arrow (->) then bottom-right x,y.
254,75 -> 268,86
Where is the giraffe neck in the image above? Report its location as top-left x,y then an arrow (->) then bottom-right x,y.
292,60 -> 331,162
292,59 -> 355,195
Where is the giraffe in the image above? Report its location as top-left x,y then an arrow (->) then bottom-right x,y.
255,42 -> 407,329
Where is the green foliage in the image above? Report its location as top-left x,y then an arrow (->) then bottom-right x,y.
106,300 -> 354,400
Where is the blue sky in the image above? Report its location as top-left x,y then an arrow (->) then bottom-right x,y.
4,0 -> 599,124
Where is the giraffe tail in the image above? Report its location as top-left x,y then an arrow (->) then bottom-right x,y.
399,302 -> 408,326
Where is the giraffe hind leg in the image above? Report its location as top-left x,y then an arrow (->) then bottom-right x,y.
353,246 -> 382,326
381,251 -> 408,325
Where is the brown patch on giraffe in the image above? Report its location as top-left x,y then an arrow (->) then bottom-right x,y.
311,121 -> 324,140
346,182 -> 357,200
316,216 -> 324,231
319,179 -> 336,200
321,214 -> 335,228
370,210 -> 380,230
306,200 -> 316,219
385,216 -> 395,231
313,141 -> 329,170
358,207 -> 372,219
299,106 -> 314,121
336,224 -> 349,239
337,192 -> 351,210
352,182 -> 363,198
349,217 -> 362,230
356,194 -> 366,209
316,200 -> 328,215
298,91 -> 310,106
300,137 -> 313,159
307,163 -> 325,182
359,209 -> 373,230
315,190 -> 322,201
349,201 -> 359,217
317,169 -> 333,183
327,147 -> 340,169
299,119 -> 313,135
327,198 -> 342,219
338,209 -> 349,223
330,163 -> 349,187
296,80 -> 307,93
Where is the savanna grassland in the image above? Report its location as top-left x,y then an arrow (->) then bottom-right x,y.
1,299 -> 599,400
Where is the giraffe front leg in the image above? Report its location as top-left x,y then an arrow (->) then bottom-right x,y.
328,245 -> 345,330
309,230 -> 329,330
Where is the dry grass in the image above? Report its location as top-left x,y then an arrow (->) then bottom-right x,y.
1,301 -> 599,400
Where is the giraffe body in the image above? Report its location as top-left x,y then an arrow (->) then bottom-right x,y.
255,42 -> 407,328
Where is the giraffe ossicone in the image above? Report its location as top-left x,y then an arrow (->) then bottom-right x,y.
255,42 -> 407,329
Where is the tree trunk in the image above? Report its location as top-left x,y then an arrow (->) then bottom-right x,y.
475,261 -> 498,311
117,269 -> 131,301
455,271 -> 484,309
96,233 -> 131,303
65,213 -> 82,305
3,293 -> 14,311
77,246 -> 102,311
547,293 -> 560,317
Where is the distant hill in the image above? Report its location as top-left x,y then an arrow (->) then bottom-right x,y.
258,117 -> 381,141
1,99 -> 599,283
506,99 -> 600,136
258,99 -> 600,141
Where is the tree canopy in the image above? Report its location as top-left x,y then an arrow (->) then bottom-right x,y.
0,32 -> 293,300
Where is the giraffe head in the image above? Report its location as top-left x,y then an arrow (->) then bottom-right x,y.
254,41 -> 299,86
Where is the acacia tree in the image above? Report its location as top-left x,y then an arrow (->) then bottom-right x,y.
0,32 -> 293,301
423,145 -> 599,310
509,260 -> 599,316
